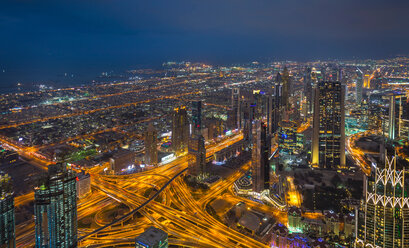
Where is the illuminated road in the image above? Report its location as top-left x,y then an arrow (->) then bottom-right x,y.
346,131 -> 375,176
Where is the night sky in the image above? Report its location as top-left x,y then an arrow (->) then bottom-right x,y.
1,0 -> 409,87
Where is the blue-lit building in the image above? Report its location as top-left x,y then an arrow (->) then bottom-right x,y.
0,173 -> 15,248
135,226 -> 168,248
278,120 -> 297,156
34,163 -> 77,248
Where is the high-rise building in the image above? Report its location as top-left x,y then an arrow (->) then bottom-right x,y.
251,120 -> 270,192
281,67 -> 291,111
252,90 -> 273,134
231,88 -> 241,130
34,163 -> 77,248
272,72 -> 282,133
188,134 -> 207,177
356,68 -> 363,104
387,94 -> 409,140
304,67 -> 313,115
363,74 -> 371,88
311,81 -> 346,169
144,122 -> 158,166
135,226 -> 168,248
0,173 -> 15,248
278,120 -> 297,156
356,153 -> 409,248
172,106 -> 189,156
191,100 -> 202,136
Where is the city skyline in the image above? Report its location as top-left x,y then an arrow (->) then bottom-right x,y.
2,1 -> 409,247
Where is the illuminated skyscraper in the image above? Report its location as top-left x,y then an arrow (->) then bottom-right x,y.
172,106 -> 189,156
252,90 -> 273,134
281,67 -> 291,111
272,72 -> 282,133
387,94 -> 409,140
231,88 -> 241,130
188,134 -> 207,177
144,122 -> 158,166
252,120 -> 270,192
34,163 -> 77,248
0,173 -> 15,248
363,74 -> 371,88
304,67 -> 313,114
356,153 -> 409,248
278,120 -> 297,156
311,81 -> 346,169
191,100 -> 202,136
356,68 -> 363,104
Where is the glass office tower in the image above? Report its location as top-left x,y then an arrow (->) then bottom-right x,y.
34,163 -> 77,248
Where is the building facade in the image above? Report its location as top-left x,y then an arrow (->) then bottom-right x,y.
0,173 -> 14,248
231,88 -> 241,130
251,120 -> 270,192
145,122 -> 158,166
356,154 -> 409,248
172,106 -> 189,156
34,163 -> 77,248
188,134 -> 207,177
311,81 -> 346,169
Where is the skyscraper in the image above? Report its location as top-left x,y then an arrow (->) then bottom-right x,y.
311,81 -> 346,169
172,106 -> 189,156
34,163 -> 77,248
281,67 -> 291,111
272,72 -> 282,133
363,74 -> 371,88
144,122 -> 158,166
252,90 -> 273,134
191,100 -> 202,136
304,67 -> 313,115
387,94 -> 409,140
356,68 -> 363,104
188,134 -> 207,177
0,173 -> 15,248
252,120 -> 270,192
231,88 -> 241,130
356,152 -> 409,248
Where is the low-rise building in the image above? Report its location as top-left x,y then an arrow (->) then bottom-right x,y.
76,171 -> 91,199
135,226 -> 168,248
110,149 -> 135,173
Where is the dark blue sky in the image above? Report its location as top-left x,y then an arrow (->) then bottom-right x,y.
1,0 -> 409,86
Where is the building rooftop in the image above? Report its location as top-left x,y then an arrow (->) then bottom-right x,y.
135,226 -> 168,248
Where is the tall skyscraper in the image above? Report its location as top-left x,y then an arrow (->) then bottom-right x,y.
356,68 -> 363,104
311,81 -> 346,169
272,72 -> 282,133
252,90 -> 273,134
172,106 -> 189,156
0,173 -> 15,248
191,100 -> 202,136
188,134 -> 207,177
281,67 -> 291,111
304,67 -> 313,115
252,120 -> 270,192
231,88 -> 241,130
34,163 -> 77,248
144,122 -> 158,166
363,74 -> 371,88
387,94 -> 409,140
356,152 -> 409,248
